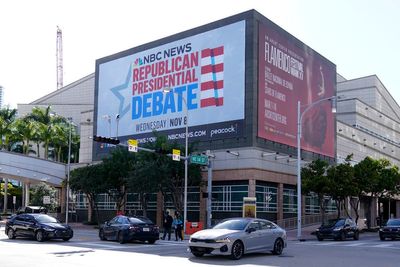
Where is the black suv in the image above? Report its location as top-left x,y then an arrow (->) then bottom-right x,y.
316,218 -> 359,241
379,218 -> 400,241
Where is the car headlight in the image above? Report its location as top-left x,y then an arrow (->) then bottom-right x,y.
333,227 -> 342,231
215,237 -> 231,243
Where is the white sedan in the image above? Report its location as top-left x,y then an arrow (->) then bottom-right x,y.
188,217 -> 287,260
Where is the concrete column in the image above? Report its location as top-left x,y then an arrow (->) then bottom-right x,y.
3,178 -> 8,213
248,179 -> 256,198
24,183 -> 30,206
277,183 -> 284,221
24,182 -> 31,206
21,182 -> 25,207
395,200 -> 400,218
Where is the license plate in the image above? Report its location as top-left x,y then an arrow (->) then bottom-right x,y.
143,228 -> 149,232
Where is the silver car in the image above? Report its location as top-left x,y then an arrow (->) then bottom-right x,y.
188,217 -> 287,260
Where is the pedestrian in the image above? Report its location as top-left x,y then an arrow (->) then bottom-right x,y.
161,211 -> 173,240
173,211 -> 183,241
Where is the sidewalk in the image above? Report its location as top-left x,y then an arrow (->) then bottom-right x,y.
286,225 -> 318,241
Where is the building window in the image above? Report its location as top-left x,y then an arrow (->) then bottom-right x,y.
163,187 -> 200,212
305,193 -> 337,214
283,188 -> 297,213
256,185 -> 277,212
212,185 -> 248,212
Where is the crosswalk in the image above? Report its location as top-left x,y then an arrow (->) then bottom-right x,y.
294,240 -> 400,250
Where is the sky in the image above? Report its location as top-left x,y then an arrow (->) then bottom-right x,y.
0,0 -> 399,108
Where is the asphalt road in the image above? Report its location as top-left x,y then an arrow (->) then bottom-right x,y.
0,225 -> 399,267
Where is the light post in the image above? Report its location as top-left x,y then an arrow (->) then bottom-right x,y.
65,117 -> 75,224
102,114 -> 111,137
116,114 -> 120,139
163,87 -> 189,236
297,96 -> 337,240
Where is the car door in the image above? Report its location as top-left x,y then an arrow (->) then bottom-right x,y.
24,215 -> 37,238
103,217 -> 119,239
12,215 -> 27,237
244,221 -> 262,252
259,220 -> 278,250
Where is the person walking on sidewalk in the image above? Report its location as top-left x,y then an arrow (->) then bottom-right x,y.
161,211 -> 173,240
173,211 -> 184,241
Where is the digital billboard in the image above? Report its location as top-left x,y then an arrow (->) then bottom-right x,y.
95,21 -> 245,145
257,22 -> 336,157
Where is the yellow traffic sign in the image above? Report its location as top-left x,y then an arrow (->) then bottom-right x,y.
172,149 -> 181,161
128,139 -> 138,152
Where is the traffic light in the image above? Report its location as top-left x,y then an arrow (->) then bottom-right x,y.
93,135 -> 120,145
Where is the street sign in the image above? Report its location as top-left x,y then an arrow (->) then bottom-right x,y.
128,139 -> 138,152
43,196 -> 51,204
190,155 -> 209,165
172,149 -> 181,161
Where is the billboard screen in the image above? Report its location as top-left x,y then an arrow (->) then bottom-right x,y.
96,21 -> 245,145
257,22 -> 336,157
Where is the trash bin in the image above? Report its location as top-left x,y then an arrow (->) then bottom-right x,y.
185,221 -> 204,235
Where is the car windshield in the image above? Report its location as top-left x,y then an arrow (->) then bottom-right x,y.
34,215 -> 59,223
323,219 -> 345,227
128,217 -> 153,224
213,219 -> 249,230
386,219 -> 400,226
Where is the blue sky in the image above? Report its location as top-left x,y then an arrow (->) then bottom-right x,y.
0,0 -> 398,108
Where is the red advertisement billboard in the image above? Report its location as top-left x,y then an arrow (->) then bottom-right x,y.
258,22 -> 336,157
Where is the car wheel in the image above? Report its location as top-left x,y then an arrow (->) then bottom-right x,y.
7,228 -> 16,239
192,252 -> 204,257
118,231 -> 125,244
147,239 -> 156,244
353,231 -> 359,240
62,237 -> 71,241
272,238 -> 284,255
379,234 -> 385,241
99,229 -> 106,241
317,233 -> 323,241
35,230 -> 45,242
230,240 -> 244,260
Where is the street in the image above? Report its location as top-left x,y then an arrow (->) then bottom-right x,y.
0,225 -> 399,267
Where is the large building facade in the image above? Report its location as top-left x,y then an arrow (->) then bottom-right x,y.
16,10 -> 400,227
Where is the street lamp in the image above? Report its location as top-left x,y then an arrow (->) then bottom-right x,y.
66,117 -> 76,224
297,96 -> 337,240
102,114 -> 111,137
163,87 -> 189,236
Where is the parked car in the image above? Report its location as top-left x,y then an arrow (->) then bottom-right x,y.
188,217 -> 287,260
379,218 -> 400,241
99,215 -> 159,244
5,213 -> 73,242
17,206 -> 48,214
316,218 -> 359,241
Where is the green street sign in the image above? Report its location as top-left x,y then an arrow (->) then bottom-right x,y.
190,155 -> 209,165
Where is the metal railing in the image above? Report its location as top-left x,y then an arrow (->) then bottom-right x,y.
276,213 -> 338,230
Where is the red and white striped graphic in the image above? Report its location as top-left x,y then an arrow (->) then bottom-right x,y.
200,46 -> 224,107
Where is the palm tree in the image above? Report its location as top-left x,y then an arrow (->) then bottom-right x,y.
26,106 -> 66,159
0,107 -> 18,150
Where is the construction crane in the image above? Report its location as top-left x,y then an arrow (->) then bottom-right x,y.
56,26 -> 63,90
